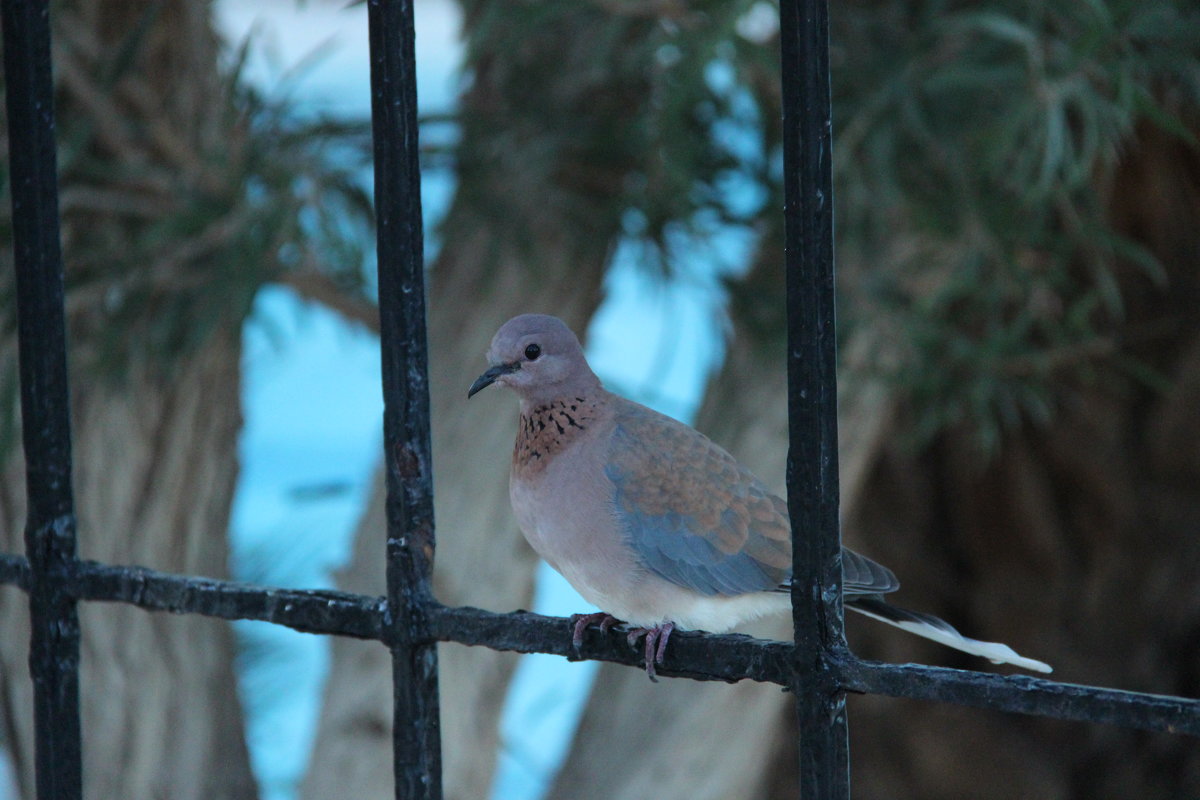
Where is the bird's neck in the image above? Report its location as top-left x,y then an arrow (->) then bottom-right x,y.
513,393 -> 604,478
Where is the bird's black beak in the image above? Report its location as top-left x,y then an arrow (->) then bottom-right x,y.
467,362 -> 519,398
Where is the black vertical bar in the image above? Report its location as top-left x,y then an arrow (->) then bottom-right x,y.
780,0 -> 850,797
366,1 -> 442,799
1,1 -> 84,798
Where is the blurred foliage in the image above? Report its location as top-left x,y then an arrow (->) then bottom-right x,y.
449,0 -> 780,271
0,6 -> 376,394
453,0 -> 1199,452
832,0 -> 1200,451
2,0 -> 1196,457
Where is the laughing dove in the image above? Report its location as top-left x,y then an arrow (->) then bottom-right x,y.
469,314 -> 1052,679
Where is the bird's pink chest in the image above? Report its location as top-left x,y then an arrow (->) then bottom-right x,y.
508,398 -> 626,585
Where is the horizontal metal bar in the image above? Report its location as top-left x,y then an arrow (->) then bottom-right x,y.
3,552 -> 1197,736
0,553 -> 31,590
431,607 -> 1196,736
427,604 -> 795,684
840,656 -> 1200,738
0,554 -> 796,682
0,554 -> 793,681
72,560 -> 385,639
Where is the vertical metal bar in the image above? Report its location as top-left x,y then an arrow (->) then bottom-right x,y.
780,0 -> 851,796
366,1 -> 442,798
1,1 -> 84,798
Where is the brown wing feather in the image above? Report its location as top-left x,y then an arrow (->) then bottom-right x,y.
605,399 -> 790,596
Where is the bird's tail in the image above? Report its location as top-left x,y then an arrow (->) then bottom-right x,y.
846,595 -> 1052,674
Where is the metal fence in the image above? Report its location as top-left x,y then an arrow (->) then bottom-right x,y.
1,0 -> 1198,798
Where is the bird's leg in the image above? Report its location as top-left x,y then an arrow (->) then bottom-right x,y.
570,612 -> 624,649
625,622 -> 675,681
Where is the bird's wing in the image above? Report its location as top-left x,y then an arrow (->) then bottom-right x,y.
604,401 -> 791,597
604,400 -> 901,599
839,548 -> 900,596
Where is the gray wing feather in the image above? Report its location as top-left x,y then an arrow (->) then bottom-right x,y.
841,548 -> 900,596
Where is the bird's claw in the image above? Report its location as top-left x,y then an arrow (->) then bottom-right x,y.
625,622 -> 675,681
570,612 -> 623,649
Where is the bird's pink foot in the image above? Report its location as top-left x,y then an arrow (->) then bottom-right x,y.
570,612 -> 624,649
625,622 -> 675,681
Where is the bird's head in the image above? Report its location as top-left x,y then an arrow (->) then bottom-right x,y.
468,314 -> 599,405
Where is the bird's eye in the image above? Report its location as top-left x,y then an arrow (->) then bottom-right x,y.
524,343 -> 541,361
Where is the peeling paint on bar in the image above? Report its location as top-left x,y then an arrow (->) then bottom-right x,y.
365,1 -> 443,798
427,605 -> 797,685
74,561 -> 386,639
839,657 -> 1200,738
1,553 -> 1197,739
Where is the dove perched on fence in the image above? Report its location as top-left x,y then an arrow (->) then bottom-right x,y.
468,314 -> 1052,679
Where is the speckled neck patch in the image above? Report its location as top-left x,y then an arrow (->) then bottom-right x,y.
513,396 -> 600,476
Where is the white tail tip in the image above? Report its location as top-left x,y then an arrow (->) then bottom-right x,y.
851,604 -> 1053,674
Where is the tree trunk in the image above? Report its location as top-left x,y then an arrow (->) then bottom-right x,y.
0,332 -> 256,800
0,2 -> 257,797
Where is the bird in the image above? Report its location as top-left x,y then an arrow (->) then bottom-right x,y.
468,313 -> 1052,679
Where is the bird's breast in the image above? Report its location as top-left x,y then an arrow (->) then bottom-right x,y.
511,396 -> 602,480
509,412 -> 639,608
509,429 -> 613,567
